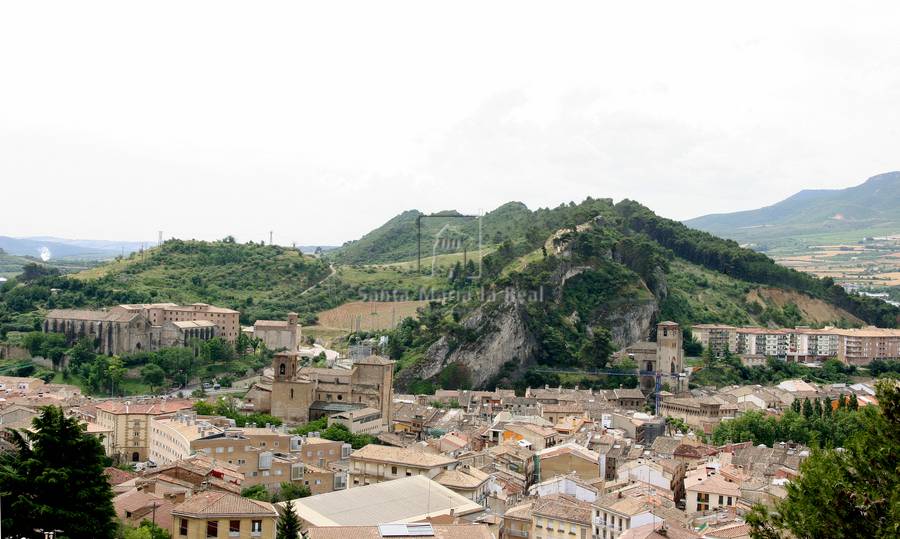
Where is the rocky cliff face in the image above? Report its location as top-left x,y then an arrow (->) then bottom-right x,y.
599,297 -> 658,347
396,294 -> 538,390
395,221 -> 670,390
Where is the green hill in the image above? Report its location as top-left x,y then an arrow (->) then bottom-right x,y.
330,200 -> 611,264
685,171 -> 900,250
0,249 -> 98,280
0,240 -> 344,336
378,199 -> 900,390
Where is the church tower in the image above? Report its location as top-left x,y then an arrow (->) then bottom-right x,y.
270,351 -> 314,423
656,321 -> 683,375
273,351 -> 300,381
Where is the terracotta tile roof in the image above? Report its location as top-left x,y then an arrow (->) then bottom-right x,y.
503,501 -> 534,520
95,399 -> 193,415
434,467 -> 490,489
104,467 -> 137,485
620,522 -> 700,539
704,522 -> 751,539
685,473 -> 741,497
531,494 -> 592,525
350,444 -> 457,468
171,491 -> 276,518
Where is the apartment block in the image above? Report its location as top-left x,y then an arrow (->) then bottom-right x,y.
349,444 -> 458,487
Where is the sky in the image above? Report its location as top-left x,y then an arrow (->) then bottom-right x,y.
2,1 -> 900,246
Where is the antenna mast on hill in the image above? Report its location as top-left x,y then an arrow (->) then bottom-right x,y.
269,231 -> 274,246
158,231 -> 163,246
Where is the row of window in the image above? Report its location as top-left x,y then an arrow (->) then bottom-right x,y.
179,518 -> 263,537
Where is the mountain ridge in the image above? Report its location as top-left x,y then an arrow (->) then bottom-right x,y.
685,171 -> 900,248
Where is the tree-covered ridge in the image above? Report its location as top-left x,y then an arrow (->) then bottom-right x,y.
0,239 -> 346,335
615,199 -> 900,327
331,198 -> 620,265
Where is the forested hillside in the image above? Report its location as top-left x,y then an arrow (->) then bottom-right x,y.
381,198 -> 899,391
0,239 -> 345,339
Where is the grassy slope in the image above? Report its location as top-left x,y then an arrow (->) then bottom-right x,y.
0,252 -> 97,279
663,259 -> 860,327
71,240 -> 336,323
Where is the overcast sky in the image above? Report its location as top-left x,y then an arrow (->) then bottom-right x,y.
2,1 -> 899,245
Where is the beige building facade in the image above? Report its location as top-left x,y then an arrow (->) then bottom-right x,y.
94,400 -> 194,462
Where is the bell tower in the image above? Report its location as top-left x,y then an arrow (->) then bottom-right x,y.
273,351 -> 299,381
656,321 -> 683,375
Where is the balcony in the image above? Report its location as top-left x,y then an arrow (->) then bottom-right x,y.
505,530 -> 529,538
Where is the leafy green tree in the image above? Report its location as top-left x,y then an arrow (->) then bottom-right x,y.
813,398 -> 823,418
274,481 -> 311,502
141,363 -> 166,394
791,399 -> 801,414
0,406 -> 117,538
849,393 -> 859,411
123,520 -> 171,539
277,499 -> 302,539
748,381 -> 900,538
579,328 -> 614,369
107,355 -> 126,396
241,484 -> 271,502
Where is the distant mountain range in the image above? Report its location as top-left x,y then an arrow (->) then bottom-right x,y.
684,171 -> 900,250
0,236 -> 148,260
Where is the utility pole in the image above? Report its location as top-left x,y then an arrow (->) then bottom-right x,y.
158,230 -> 163,246
269,230 -> 273,246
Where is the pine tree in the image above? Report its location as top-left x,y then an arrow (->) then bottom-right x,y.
823,397 -> 833,419
837,393 -> 845,409
813,398 -> 823,418
791,399 -> 801,414
802,397 -> 814,420
747,380 -> 900,538
0,406 -> 117,538
849,393 -> 859,411
277,499 -> 302,539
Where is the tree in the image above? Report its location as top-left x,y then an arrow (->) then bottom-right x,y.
849,393 -> 859,411
107,355 -> 126,396
241,484 -> 271,502
276,499 -> 302,539
274,481 -> 311,502
579,328 -> 614,369
813,398 -> 823,418
141,363 -> 166,394
791,399 -> 802,414
0,406 -> 117,538
748,381 -> 900,538
123,520 -> 171,539
802,397 -> 814,420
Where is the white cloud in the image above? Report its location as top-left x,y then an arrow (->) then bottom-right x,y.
1,1 -> 899,244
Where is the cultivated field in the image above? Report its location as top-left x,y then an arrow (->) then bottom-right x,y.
315,300 -> 429,331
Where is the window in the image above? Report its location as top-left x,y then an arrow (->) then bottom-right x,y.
179,519 -> 188,536
391,466 -> 398,475
252,520 -> 263,533
229,520 -> 241,536
535,517 -> 543,528
727,496 -> 733,506
206,520 -> 218,538
718,495 -> 723,505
